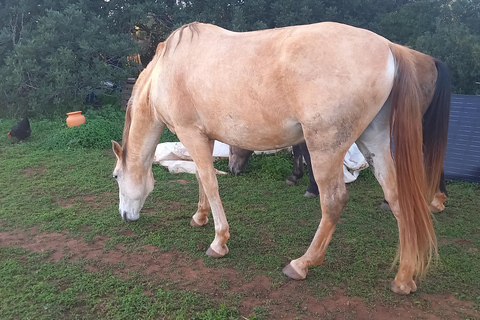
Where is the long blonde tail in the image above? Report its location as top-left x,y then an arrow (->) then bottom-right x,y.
389,44 -> 440,277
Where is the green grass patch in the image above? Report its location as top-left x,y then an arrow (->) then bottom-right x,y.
1,115 -> 480,319
0,247 -> 239,320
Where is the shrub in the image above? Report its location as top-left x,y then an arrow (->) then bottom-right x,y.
43,106 -> 124,150
0,3 -> 136,117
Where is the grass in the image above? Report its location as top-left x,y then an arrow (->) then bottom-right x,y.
1,115 -> 479,319
0,247 -> 238,320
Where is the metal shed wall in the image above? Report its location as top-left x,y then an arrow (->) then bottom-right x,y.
444,94 -> 480,182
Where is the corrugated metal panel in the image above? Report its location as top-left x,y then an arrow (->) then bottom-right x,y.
444,94 -> 480,182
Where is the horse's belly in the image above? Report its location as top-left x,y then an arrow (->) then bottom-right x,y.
207,117 -> 305,151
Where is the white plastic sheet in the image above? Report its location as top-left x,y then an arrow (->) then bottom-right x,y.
153,141 -> 368,183
153,141 -> 230,174
342,143 -> 369,183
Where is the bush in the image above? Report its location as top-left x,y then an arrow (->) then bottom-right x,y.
0,3 -> 136,117
43,106 -> 124,150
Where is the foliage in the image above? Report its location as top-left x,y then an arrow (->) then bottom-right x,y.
1,0 -> 479,117
0,1 -> 136,117
42,105 -> 125,150
414,21 -> 480,95
379,1 -> 441,44
378,0 -> 480,94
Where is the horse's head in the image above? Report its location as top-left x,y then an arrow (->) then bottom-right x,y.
112,140 -> 155,222
228,146 -> 254,175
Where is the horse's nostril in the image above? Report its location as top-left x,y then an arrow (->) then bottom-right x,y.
231,166 -> 244,175
122,211 -> 128,222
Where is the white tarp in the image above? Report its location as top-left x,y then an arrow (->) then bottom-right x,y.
153,141 -> 231,174
153,141 -> 368,183
342,143 -> 369,183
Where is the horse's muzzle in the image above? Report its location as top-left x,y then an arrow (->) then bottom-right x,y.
121,210 -> 133,222
229,163 -> 247,175
229,167 -> 243,175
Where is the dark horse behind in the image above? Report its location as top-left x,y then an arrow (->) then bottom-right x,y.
229,143 -> 448,211
229,142 -> 319,197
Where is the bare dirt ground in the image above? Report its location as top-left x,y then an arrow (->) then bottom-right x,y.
1,227 -> 478,320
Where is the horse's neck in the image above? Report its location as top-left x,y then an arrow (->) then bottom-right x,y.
128,115 -> 165,168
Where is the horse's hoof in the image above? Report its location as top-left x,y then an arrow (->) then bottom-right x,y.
286,178 -> 297,186
282,262 -> 307,280
206,244 -> 229,258
390,279 -> 417,295
304,191 -> 318,198
190,217 -> 208,226
379,201 -> 391,211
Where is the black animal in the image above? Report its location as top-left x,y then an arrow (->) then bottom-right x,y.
229,142 -> 318,197
8,117 -> 31,141
284,143 -> 319,197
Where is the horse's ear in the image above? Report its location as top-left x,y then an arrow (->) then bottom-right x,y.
112,140 -> 123,161
155,42 -> 165,55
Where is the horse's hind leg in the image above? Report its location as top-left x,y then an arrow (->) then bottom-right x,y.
356,122 -> 417,294
286,144 -> 304,185
177,132 -> 230,257
283,150 -> 348,280
299,142 -> 319,197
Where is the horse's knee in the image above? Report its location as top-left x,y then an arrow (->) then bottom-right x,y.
336,189 -> 349,212
320,186 -> 348,223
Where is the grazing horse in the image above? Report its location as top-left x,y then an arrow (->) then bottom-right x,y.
112,22 -> 451,294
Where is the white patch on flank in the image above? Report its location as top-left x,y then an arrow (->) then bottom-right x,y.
387,49 -> 396,81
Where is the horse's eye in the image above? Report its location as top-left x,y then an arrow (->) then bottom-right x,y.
113,174 -> 118,180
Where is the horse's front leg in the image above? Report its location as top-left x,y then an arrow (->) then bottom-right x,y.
190,139 -> 214,226
190,168 -> 211,226
178,132 -> 230,257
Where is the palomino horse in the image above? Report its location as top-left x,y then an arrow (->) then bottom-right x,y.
112,22 -> 451,294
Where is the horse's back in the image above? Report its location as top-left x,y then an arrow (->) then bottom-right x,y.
153,22 -> 395,151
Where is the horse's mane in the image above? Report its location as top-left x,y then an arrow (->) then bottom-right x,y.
121,48 -> 161,165
121,102 -> 133,165
121,22 -> 201,164
121,67 -> 149,165
162,22 -> 200,55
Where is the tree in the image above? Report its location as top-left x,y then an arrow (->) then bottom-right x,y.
415,22 -> 480,94
378,0 -> 480,94
378,1 -> 442,45
1,0 -> 478,117
0,1 -> 136,117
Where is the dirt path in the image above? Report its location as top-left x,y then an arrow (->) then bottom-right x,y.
1,228 -> 478,319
